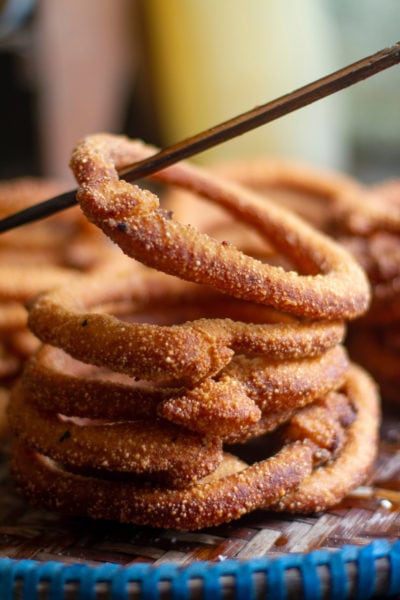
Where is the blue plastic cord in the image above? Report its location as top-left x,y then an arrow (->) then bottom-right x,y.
78,563 -> 120,600
109,562 -> 151,599
0,539 -> 399,600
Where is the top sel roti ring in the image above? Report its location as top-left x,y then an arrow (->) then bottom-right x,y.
70,134 -> 370,321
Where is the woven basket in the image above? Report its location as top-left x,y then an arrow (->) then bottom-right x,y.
1,405 -> 400,599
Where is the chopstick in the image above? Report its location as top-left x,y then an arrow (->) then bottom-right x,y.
1,41 -> 399,234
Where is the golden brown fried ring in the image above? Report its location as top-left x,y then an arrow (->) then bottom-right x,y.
22,346 -> 170,420
10,366 -> 373,529
165,156 -> 361,235
0,266 -> 81,302
28,267 -> 346,387
27,271 -> 233,387
70,134 -> 370,320
22,346 -> 261,437
341,183 -> 400,236
222,345 -> 349,413
215,158 -> 400,236
160,345 -> 349,439
22,341 -> 348,439
339,233 -> 400,326
7,382 -> 223,488
282,391 -> 356,459
271,364 -> 380,513
0,176 -> 134,306
10,439 -> 315,530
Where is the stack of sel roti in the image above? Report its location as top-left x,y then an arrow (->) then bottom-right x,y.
7,135 -> 380,531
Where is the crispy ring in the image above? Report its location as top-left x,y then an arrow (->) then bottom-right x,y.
27,343 -> 347,439
0,178 -> 129,302
165,156 -> 363,237
206,158 -> 399,404
28,267 -> 346,387
281,390 -> 356,458
21,345 -> 262,437
213,157 -> 400,236
22,345 -> 172,420
10,439 -> 315,530
340,182 -> 400,236
10,365 -> 376,530
69,134 -> 370,320
160,345 -> 349,440
272,364 -> 379,513
22,341 -> 348,439
7,381 -> 223,488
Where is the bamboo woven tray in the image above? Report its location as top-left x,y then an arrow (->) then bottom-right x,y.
0,405 -> 400,599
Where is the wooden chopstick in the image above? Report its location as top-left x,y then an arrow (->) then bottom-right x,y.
0,41 -> 399,234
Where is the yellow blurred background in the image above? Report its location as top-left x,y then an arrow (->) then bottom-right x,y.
0,0 -> 399,183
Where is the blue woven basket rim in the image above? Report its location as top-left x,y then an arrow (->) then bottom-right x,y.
1,539 -> 400,599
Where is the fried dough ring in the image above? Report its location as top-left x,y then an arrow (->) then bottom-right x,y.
7,381 -> 222,488
161,345 -> 349,440
0,178 -> 127,301
10,365 -> 376,530
281,390 -> 356,458
10,439 -> 315,530
165,156 -> 363,237
28,267 -> 346,387
22,345 -> 262,436
272,364 -> 379,513
22,346 -> 171,420
205,158 -> 399,405
22,341 -> 348,439
69,134 -> 370,320
214,157 -> 400,236
341,181 -> 400,236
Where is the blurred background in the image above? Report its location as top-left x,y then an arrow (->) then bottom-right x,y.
0,0 -> 399,184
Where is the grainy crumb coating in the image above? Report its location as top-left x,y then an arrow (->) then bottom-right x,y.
69,134 -> 370,321
10,366 -> 379,530
8,141 -> 380,530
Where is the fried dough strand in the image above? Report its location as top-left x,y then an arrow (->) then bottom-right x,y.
10,366 -> 378,530
70,134 -> 370,321
7,141 -> 381,530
